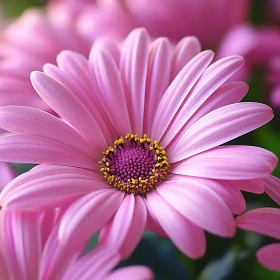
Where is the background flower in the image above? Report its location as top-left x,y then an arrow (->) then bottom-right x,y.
0,210 -> 154,280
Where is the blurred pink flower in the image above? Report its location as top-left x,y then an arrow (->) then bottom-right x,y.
217,24 -> 280,107
0,8 -> 91,111
0,0 -> 251,112
236,207 -> 280,271
78,0 -> 251,48
0,29 -> 277,260
0,210 -> 154,280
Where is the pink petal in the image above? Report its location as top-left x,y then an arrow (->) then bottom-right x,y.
59,189 -> 124,246
169,102 -> 273,162
219,179 -> 265,194
172,146 -> 277,180
171,36 -> 201,79
0,162 -> 16,190
143,38 -> 172,135
196,179 -> 246,214
161,56 -> 244,146
236,208 -> 280,239
144,199 -> 168,238
40,223 -> 83,280
0,211 -> 41,280
120,28 -> 149,135
61,248 -> 120,280
157,179 -> 235,237
263,175 -> 280,205
0,106 -> 95,158
90,45 -> 132,136
151,50 -> 214,141
43,63 -> 115,143
92,38 -> 121,65
145,190 -> 206,259
31,71 -> 108,150
0,134 -> 95,169
257,244 -> 280,271
0,247 -> 9,280
106,266 -> 154,280
55,50 -> 117,142
99,195 -> 147,259
0,165 -> 105,211
171,81 -> 248,138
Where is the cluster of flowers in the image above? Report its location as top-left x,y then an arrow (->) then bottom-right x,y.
0,0 -> 280,278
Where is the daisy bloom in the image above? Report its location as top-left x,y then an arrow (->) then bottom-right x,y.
0,210 -> 153,280
0,29 -> 277,260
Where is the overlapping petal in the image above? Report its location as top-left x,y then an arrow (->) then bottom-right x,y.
99,195 -> 147,259
172,146 -> 277,180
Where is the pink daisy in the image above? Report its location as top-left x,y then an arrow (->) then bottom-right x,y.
0,210 -> 153,280
0,29 -> 277,260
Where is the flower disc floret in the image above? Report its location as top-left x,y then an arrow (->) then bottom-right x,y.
99,134 -> 170,195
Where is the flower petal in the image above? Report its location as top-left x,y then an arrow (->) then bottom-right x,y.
60,248 -> 120,280
0,211 -> 41,280
31,71 -> 107,150
59,189 -> 124,246
0,106 -> 94,158
161,56 -> 244,145
143,38 -> 172,135
0,134 -> 95,169
0,165 -> 105,211
145,190 -> 206,259
172,146 -> 277,180
163,81 -> 248,147
236,208 -> 280,239
157,179 -> 235,237
263,175 -> 280,205
171,36 -> 201,79
90,46 -> 132,136
120,28 -> 149,135
43,63 -> 115,144
257,244 -> 280,271
169,102 -> 273,162
106,266 -> 154,280
0,162 -> 15,190
99,195 -> 147,259
151,50 -> 214,141
219,178 -> 265,194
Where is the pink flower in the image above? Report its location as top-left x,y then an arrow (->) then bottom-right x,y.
0,210 -> 154,280
217,25 -> 280,107
78,0 -> 251,48
0,29 -> 277,260
0,8 -> 91,111
236,208 -> 280,271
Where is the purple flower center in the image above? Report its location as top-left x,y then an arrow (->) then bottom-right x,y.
99,134 -> 170,195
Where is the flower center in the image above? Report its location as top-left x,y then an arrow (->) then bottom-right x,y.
99,134 -> 170,195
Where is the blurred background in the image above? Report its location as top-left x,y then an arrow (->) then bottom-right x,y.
1,0 -> 280,279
